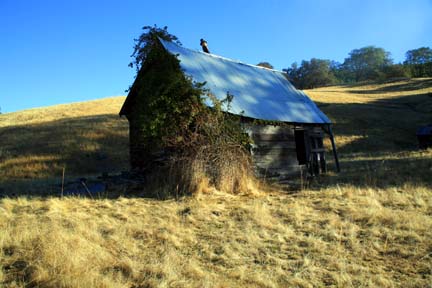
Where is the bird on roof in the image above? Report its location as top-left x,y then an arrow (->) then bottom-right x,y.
200,38 -> 210,53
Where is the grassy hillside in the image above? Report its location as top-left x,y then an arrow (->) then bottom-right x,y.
0,97 -> 129,194
0,79 -> 431,287
307,78 -> 432,189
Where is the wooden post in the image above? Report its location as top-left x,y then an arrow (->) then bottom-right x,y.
61,166 -> 65,197
328,125 -> 341,173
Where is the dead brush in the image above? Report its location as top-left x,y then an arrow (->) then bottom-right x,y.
142,144 -> 260,199
190,144 -> 258,195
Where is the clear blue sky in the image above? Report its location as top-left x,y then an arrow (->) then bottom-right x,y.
1,0 -> 431,113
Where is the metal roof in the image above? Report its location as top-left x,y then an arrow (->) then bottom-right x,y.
159,39 -> 331,124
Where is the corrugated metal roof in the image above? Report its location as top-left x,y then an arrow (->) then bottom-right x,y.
159,39 -> 330,124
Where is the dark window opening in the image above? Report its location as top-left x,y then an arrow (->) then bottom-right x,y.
295,129 -> 307,165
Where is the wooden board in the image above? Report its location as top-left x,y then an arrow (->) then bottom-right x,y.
251,133 -> 295,141
254,166 -> 303,179
244,125 -> 295,135
253,150 -> 298,161
253,157 -> 300,169
252,142 -> 297,152
243,124 -> 305,179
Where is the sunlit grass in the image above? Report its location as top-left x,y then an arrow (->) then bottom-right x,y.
0,96 -> 129,183
0,96 -> 126,128
0,79 -> 431,287
1,185 -> 430,287
306,78 -> 432,104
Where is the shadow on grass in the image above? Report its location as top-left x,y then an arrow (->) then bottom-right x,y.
317,92 -> 432,154
0,114 -> 131,198
309,89 -> 432,190
0,114 -> 129,175
296,89 -> 432,191
313,152 -> 432,190
0,176 -> 156,200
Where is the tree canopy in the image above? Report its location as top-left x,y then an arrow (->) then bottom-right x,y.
256,62 -> 274,69
284,58 -> 337,89
342,46 -> 392,82
403,47 -> 432,77
129,25 -> 181,73
282,45 -> 432,89
404,47 -> 432,65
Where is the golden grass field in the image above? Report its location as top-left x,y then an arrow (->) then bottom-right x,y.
0,79 -> 431,287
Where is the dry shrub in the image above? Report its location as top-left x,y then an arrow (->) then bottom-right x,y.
142,144 -> 260,199
191,145 -> 259,195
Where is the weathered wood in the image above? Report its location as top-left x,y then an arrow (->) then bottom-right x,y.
251,133 -> 295,141
244,125 -> 294,135
310,148 -> 326,153
254,160 -> 299,167
245,124 -> 304,178
253,152 -> 298,162
307,130 -> 324,138
267,167 -> 303,175
255,166 -> 303,178
253,158 -> 300,169
252,146 -> 296,157
251,141 -> 297,150
256,166 -> 301,173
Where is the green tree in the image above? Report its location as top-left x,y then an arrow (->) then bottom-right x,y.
404,47 -> 432,64
129,25 -> 181,73
283,62 -> 300,84
256,62 -> 274,69
404,47 -> 432,77
382,64 -> 411,79
284,58 -> 337,89
342,46 -> 392,81
329,61 -> 352,84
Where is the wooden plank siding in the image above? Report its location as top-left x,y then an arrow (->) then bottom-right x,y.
244,124 -> 303,179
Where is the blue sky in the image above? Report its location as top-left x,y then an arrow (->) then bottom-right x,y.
1,0 -> 431,113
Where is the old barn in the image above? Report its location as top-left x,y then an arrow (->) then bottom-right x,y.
120,38 -> 339,180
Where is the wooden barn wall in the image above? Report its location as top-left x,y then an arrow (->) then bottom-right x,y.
128,117 -> 153,170
128,120 -> 144,169
244,124 -> 303,179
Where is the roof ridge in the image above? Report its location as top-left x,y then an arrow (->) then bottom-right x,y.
158,38 -> 285,74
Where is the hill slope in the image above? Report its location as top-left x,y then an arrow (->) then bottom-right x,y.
306,78 -> 432,189
0,79 -> 431,287
0,97 -> 128,193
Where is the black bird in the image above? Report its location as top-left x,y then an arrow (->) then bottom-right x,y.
200,38 -> 210,53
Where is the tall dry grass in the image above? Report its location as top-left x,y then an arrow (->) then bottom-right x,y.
0,78 -> 432,286
1,183 -> 431,287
